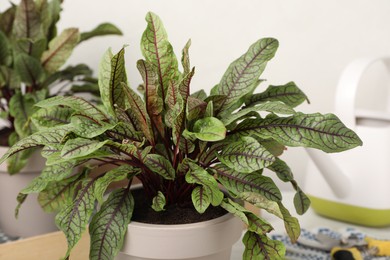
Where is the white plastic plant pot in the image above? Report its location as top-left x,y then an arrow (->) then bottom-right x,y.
117,212 -> 243,260
0,146 -> 57,238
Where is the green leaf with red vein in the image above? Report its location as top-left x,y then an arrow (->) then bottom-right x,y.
246,82 -> 309,108
14,53 -> 45,86
0,126 -> 71,165
218,136 -> 275,173
221,198 -> 273,235
242,231 -> 286,260
186,162 -> 223,207
181,39 -> 191,74
278,202 -> 300,243
214,164 -> 282,201
141,12 -> 179,101
60,138 -> 109,160
38,172 -> 81,213
122,82 -> 154,144
36,96 -> 107,121
267,157 -> 294,182
98,47 -> 128,116
221,101 -> 295,126
187,96 -> 207,121
233,112 -> 363,153
89,188 -> 134,260
144,154 -> 175,180
191,186 -> 211,214
152,191 -> 166,212
13,0 -> 43,40
32,106 -> 73,129
41,28 -> 80,73
80,22 -> 123,43
294,188 -> 311,215
56,178 -> 97,258
211,38 -> 279,116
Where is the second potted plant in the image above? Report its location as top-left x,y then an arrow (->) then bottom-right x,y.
0,0 -> 122,237
0,12 -> 362,259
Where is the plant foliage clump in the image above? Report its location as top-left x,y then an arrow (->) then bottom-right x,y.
0,12 -> 362,260
0,0 -> 122,173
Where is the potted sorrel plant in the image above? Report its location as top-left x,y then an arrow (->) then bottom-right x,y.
0,12 -> 362,259
0,0 -> 122,237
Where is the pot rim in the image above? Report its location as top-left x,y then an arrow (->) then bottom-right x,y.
128,211 -> 235,229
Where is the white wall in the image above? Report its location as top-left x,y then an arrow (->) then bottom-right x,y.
2,0 -> 390,190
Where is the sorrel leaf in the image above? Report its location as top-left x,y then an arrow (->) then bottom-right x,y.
80,23 -> 122,42
41,28 -> 80,73
211,38 -> 279,115
221,101 -> 295,126
151,191 -> 166,212
246,82 -> 309,108
218,136 -> 275,173
214,164 -> 282,201
13,0 -> 43,40
14,53 -> 44,86
89,188 -> 134,260
191,186 -> 211,214
141,12 -> 179,101
293,188 -> 311,215
192,117 -> 226,142
56,178 -> 97,258
31,106 -> 73,129
60,138 -> 109,160
233,113 -> 363,152
267,158 -> 294,182
242,231 -> 286,260
144,154 -> 175,180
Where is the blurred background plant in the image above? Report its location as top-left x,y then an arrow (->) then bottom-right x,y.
0,0 -> 122,173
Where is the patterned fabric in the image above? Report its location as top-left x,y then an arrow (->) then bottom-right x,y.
271,227 -> 390,260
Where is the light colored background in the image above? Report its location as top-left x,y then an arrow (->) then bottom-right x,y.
2,0 -> 390,190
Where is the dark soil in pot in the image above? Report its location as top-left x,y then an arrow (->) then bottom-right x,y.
131,188 -> 227,225
0,127 -> 12,146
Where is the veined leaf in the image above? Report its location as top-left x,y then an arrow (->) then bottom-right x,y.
191,89 -> 207,101
179,68 -> 195,103
36,96 -> 107,121
41,28 -> 80,73
257,138 -> 286,157
0,5 -> 16,36
38,173 -> 82,213
192,117 -> 226,142
199,142 -> 225,166
247,82 -> 309,108
107,122 -> 142,142
14,53 -> 44,86
89,188 -> 134,260
15,38 -> 47,58
0,126 -> 71,164
137,59 -> 164,136
13,0 -> 43,40
278,202 -> 300,243
70,113 -> 116,139
294,188 -> 311,215
233,113 -> 363,152
80,22 -> 122,42
99,47 -> 128,116
242,231 -> 286,260
31,107 -> 73,129
238,192 -> 283,219
141,12 -> 179,101
211,38 -> 279,115
186,162 -> 223,206
0,31 -> 12,65
218,136 -> 275,173
191,186 -> 211,214
37,0 -> 61,39
267,158 -> 293,182
181,39 -> 191,74
20,161 -> 76,195
94,165 -> 135,204
222,101 -> 295,126
165,80 -> 184,129
56,178 -> 97,258
221,198 -> 273,235
61,138 -> 109,160
9,91 -> 36,138
6,132 -> 35,174
122,83 -> 154,144
187,96 -> 207,121
214,164 -> 282,202
144,154 -> 175,180
152,191 -> 166,212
